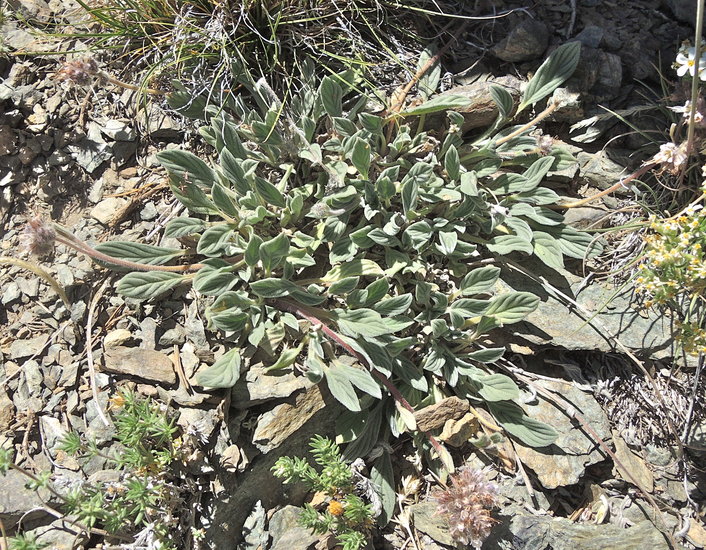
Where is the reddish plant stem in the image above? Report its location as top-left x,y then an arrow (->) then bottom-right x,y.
273,298 -> 444,454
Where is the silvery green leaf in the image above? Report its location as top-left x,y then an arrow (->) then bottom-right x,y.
193,261 -> 238,296
164,217 -> 206,238
546,225 -> 603,259
371,452 -> 396,526
504,217 -> 533,242
117,272 -> 185,300
373,294 -> 413,316
319,76 -> 343,118
169,180 -> 219,215
449,298 -> 489,318
254,176 -> 286,208
336,308 -> 398,338
533,231 -> 564,270
398,94 -> 471,116
350,138 -> 371,179
403,221 -> 432,250
197,348 -> 242,389
322,259 -> 384,284
329,277 -> 360,295
460,172 -> 478,196
475,373 -> 519,401
209,308 -> 249,332
489,84 -> 514,118
519,205 -> 564,226
359,112 -> 383,134
523,156 -> 555,188
299,143 -> 323,164
197,224 -> 235,257
485,292 -> 539,324
487,235 -> 534,255
445,144 -> 460,180
459,266 -> 501,295
488,400 -> 558,447
438,231 -> 458,255
158,150 -> 216,190
325,363 -> 361,411
244,234 -> 262,267
250,278 -> 297,298
332,117 -> 357,136
220,148 -> 249,195
417,44 -> 441,99
491,173 -> 530,194
549,147 -> 578,170
267,344 -> 303,371
463,347 -> 505,363
364,278 -> 390,304
167,81 -> 207,119
260,233 -> 290,273
211,183 -> 240,218
332,360 -> 381,398
94,242 -> 184,266
518,41 -> 581,113
515,187 -> 560,205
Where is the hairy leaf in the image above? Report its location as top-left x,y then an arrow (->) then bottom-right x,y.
197,348 -> 242,389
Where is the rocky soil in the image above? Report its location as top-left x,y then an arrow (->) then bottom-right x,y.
2,1 -> 706,549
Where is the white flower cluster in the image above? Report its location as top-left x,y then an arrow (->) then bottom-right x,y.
675,43 -> 706,81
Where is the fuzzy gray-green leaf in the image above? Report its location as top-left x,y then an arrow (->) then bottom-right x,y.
117,272 -> 186,300
197,348 -> 242,389
518,41 -> 581,113
95,242 -> 184,266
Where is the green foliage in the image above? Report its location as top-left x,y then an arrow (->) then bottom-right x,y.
272,437 -> 375,550
8,534 -> 47,550
102,50 -> 592,466
1,390 -> 182,548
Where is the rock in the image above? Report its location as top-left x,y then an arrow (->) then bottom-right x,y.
241,501 -> 268,550
253,385 -> 329,454
0,125 -> 18,156
139,317 -> 158,350
232,366 -> 313,409
0,387 -> 14,430
140,201 -> 159,221
551,88 -> 584,123
2,281 -> 21,304
574,25 -> 605,48
492,19 -> 549,62
664,0 -> 698,26
101,119 -> 135,141
612,431 -> 654,492
137,103 -> 181,139
512,379 -> 611,489
158,326 -> 186,346
205,386 -> 342,547
500,261 -> 677,361
0,469 -> 61,529
29,516 -> 90,550
429,76 -> 522,133
687,519 -> 706,548
66,123 -> 112,173
415,396 -> 469,433
104,329 -> 133,348
9,333 -> 49,359
90,197 -> 128,225
438,413 -> 479,447
99,346 -> 176,384
563,205 -> 609,229
409,500 -> 454,546
486,504 -> 670,550
269,505 -> 321,550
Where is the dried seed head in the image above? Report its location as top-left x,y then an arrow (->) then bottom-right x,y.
56,57 -> 99,86
20,217 -> 56,257
432,466 -> 499,549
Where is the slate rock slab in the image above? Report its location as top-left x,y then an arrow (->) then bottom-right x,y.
99,346 -> 176,384
269,505 -> 320,550
498,262 -> 677,361
513,379 -> 611,489
487,504 -> 670,550
0,469 -> 62,529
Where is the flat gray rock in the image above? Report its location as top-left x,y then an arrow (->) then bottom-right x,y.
99,346 -> 176,384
